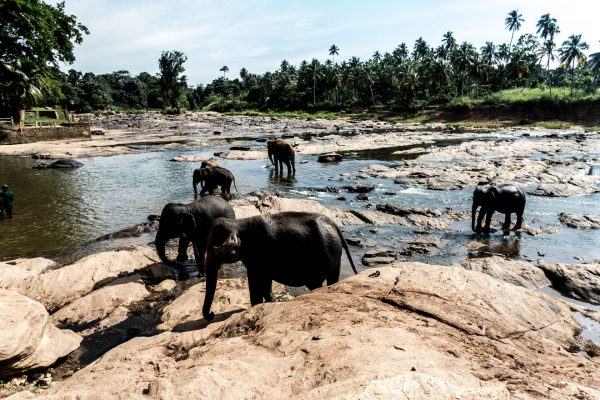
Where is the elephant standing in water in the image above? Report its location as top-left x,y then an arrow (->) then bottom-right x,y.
155,196 -> 235,277
267,139 -> 296,175
202,212 -> 358,320
472,183 -> 526,234
193,166 -> 237,199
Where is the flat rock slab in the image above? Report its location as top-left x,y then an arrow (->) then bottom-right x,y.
318,152 -> 342,163
459,256 -> 550,289
9,246 -> 158,312
0,258 -> 56,289
14,264 -> 600,399
0,289 -> 81,375
538,260 -> 600,304
559,213 -> 600,230
528,182 -> 599,197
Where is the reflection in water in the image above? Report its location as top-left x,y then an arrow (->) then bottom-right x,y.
469,233 -> 522,259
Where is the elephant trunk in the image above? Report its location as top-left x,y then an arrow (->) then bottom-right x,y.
471,203 -> 478,232
155,233 -> 179,267
202,254 -> 218,321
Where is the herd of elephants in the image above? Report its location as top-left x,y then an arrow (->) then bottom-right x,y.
154,139 -> 526,321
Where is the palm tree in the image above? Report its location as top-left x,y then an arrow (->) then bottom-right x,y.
329,45 -> 339,64
219,65 -> 229,78
439,31 -> 457,60
538,40 -> 557,93
0,59 -> 44,120
452,42 -> 476,96
308,59 -> 322,104
589,42 -> 600,72
505,10 -> 524,48
536,14 -> 559,42
372,51 -> 382,63
559,34 -> 589,94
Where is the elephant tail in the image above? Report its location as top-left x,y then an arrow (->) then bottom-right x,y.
336,225 -> 358,274
233,175 -> 238,192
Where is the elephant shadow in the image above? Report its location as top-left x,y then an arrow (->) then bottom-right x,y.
171,308 -> 246,332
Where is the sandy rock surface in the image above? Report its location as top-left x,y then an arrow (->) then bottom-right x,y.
538,260 -> 600,304
9,246 -> 158,312
9,264 -> 600,399
458,256 -> 551,289
0,258 -> 56,289
51,274 -> 150,329
0,289 -> 81,376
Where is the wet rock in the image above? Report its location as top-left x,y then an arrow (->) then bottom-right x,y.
528,182 -> 599,197
0,289 -> 81,375
230,145 -> 251,151
538,260 -> 600,304
213,130 -> 221,135
7,246 -> 159,312
344,184 -> 375,193
559,213 -> 600,230
91,129 -> 105,136
317,153 -> 342,163
300,160 -> 308,164
33,158 -> 83,169
362,249 -> 398,266
345,237 -> 362,246
376,203 -> 442,218
169,155 -> 206,162
355,193 -> 369,201
406,237 -> 443,247
459,256 -> 550,289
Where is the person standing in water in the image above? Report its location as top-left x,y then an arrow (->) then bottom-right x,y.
1,184 -> 14,218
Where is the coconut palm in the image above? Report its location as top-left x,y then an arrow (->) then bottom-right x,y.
0,59 -> 44,120
559,34 -> 589,94
219,65 -> 229,78
372,51 -> 382,63
505,10 -> 524,48
589,42 -> 600,72
536,14 -> 559,42
329,45 -> 339,64
538,40 -> 557,93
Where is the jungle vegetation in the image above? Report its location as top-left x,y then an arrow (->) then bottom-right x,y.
1,4 -> 600,120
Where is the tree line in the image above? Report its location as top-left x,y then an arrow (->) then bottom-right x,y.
1,2 -> 599,119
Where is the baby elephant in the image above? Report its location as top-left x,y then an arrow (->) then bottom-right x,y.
472,183 -> 526,233
267,139 -> 296,175
193,166 -> 237,199
202,211 -> 358,320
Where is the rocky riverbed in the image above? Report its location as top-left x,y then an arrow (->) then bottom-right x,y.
1,112 -> 599,398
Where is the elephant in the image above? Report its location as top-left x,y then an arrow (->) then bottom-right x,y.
193,166 -> 237,199
267,139 -> 296,175
472,183 -> 526,234
202,211 -> 358,320
154,195 -> 235,277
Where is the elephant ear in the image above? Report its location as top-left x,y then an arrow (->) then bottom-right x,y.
180,213 -> 196,238
486,186 -> 498,202
213,232 -> 241,260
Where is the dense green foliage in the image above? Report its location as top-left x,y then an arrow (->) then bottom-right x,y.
0,0 -> 88,118
1,7 -> 599,118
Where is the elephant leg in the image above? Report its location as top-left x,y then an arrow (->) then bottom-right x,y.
247,271 -> 266,306
476,210 -> 486,233
262,280 -> 273,303
176,237 -> 190,262
326,260 -> 341,286
514,209 -> 524,230
502,213 -> 512,230
483,211 -> 494,233
284,160 -> 292,175
278,160 -> 284,174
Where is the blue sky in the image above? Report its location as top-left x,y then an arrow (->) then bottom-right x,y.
62,0 -> 600,85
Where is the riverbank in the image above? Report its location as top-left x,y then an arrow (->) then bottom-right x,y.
1,112 -> 599,398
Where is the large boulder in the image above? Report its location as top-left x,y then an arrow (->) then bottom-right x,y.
459,256 -> 551,289
0,289 -> 81,376
538,260 -> 600,304
9,246 -> 159,312
12,264 -> 599,399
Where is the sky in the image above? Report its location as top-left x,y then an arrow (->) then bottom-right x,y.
60,0 -> 600,86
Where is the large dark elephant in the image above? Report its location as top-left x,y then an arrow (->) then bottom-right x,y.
202,212 -> 358,320
267,139 -> 295,175
472,184 -> 526,233
154,195 -> 235,277
192,166 -> 237,199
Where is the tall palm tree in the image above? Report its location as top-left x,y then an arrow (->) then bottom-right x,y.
559,34 -> 589,94
538,40 -> 557,93
452,42 -> 476,96
589,42 -> 600,72
505,10 -> 524,48
372,51 -> 382,63
219,65 -> 229,78
440,31 -> 457,60
536,14 -> 559,42
329,45 -> 339,64
0,59 -> 45,120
